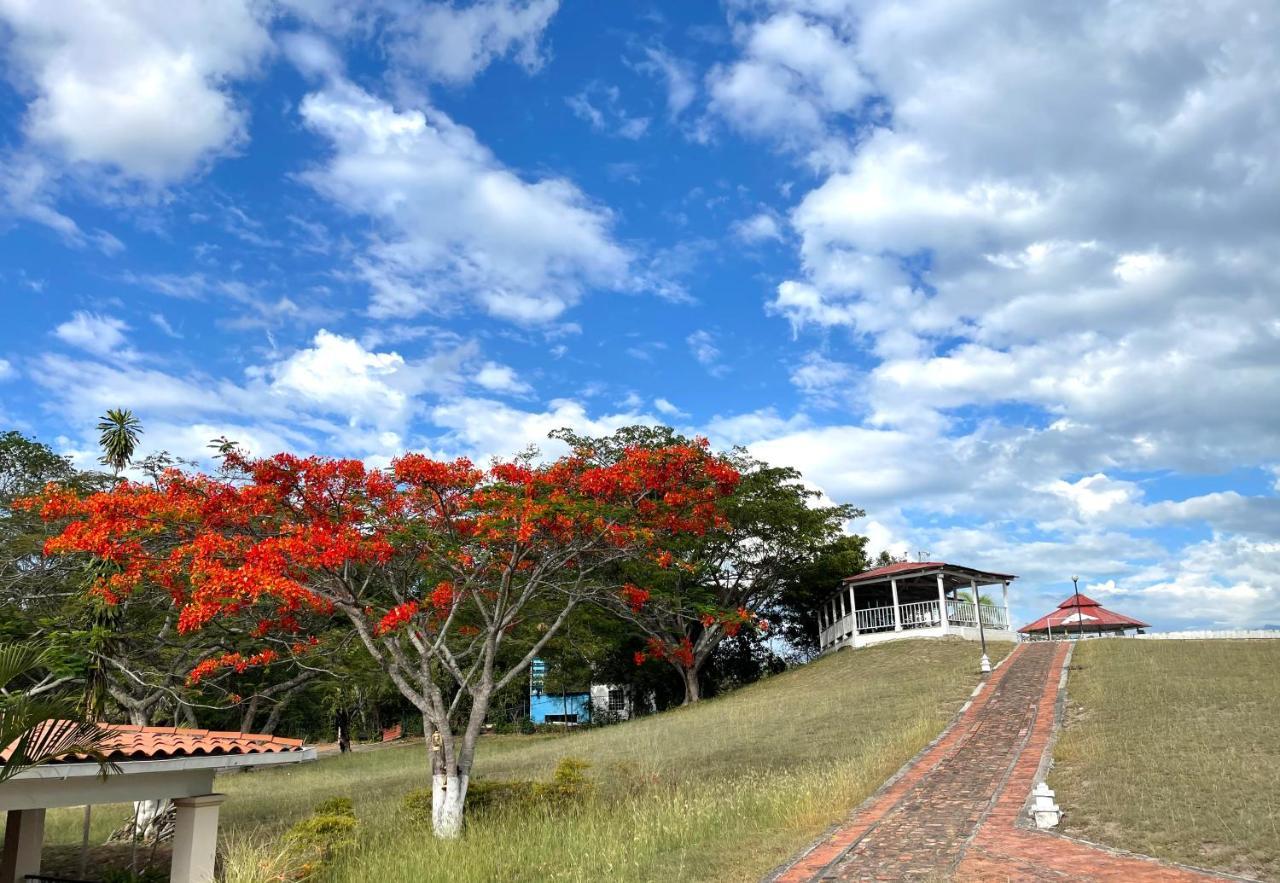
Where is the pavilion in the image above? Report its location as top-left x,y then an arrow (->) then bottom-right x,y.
1,724 -> 314,883
818,561 -> 1017,654
1019,593 -> 1149,639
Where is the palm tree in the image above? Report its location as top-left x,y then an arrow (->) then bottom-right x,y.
0,643 -> 116,784
97,409 -> 142,476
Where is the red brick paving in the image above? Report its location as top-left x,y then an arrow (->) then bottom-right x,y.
772,643 -> 1231,882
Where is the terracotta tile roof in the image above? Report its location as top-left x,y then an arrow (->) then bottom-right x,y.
2,724 -> 305,764
843,561 -> 1018,585
1019,594 -> 1150,633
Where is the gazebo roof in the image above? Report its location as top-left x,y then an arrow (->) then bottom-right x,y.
1019,594 -> 1149,633
2,724 -> 305,765
842,561 -> 1017,587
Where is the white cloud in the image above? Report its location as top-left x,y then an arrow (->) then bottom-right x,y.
566,84 -> 651,139
53,312 -> 132,358
428,396 -> 652,464
686,329 -> 721,368
707,10 -> 870,151
732,211 -> 783,243
0,358 -> 13,380
474,361 -> 532,395
635,46 -> 697,119
386,0 -> 558,84
298,78 -> 630,323
265,329 -> 413,425
653,397 -> 685,418
1042,474 -> 1140,518
0,0 -> 272,183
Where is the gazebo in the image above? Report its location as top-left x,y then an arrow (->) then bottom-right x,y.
1019,594 -> 1149,639
1,724 -> 314,883
818,561 -> 1017,654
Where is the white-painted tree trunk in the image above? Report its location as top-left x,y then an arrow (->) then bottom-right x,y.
431,774 -> 469,838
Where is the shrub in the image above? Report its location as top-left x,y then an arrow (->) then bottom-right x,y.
276,795 -> 359,880
402,758 -> 593,826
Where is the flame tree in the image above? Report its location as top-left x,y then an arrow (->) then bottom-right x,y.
22,440 -> 738,837
552,427 -> 860,704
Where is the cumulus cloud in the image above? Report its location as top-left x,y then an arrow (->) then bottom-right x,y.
0,0 -> 272,183
53,312 -> 133,358
707,9 -> 871,151
298,78 -> 630,323
732,211 -> 783,243
385,0 -> 558,84
473,361 -> 532,395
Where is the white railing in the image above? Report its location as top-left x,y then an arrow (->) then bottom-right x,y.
899,600 -> 943,629
856,604 -> 896,632
946,599 -> 1008,630
821,597 -> 1014,649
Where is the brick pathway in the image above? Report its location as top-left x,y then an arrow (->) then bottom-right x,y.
771,643 -> 1232,882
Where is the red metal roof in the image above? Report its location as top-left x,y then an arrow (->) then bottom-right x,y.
843,561 -> 1017,585
2,724 -> 305,764
1019,594 -> 1149,633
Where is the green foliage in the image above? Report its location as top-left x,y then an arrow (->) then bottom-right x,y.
403,758 -> 594,826
775,534 -> 872,658
96,408 -> 143,475
0,641 -> 117,783
280,794 -> 360,879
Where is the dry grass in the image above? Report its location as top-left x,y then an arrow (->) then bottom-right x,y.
1049,639 -> 1280,881
45,638 -> 1008,882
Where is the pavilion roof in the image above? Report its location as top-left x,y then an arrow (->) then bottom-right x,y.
2,724 -> 305,765
1019,594 -> 1149,633
842,561 -> 1017,586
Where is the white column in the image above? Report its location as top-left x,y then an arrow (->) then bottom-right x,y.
170,794 -> 225,883
890,578 -> 902,631
936,573 -> 949,633
1002,580 -> 1010,630
1,808 -> 45,883
848,585 -> 858,635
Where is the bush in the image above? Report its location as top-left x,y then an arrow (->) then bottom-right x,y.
402,758 -> 593,826
275,794 -> 359,880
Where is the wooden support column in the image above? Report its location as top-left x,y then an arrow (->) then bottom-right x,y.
1002,580 -> 1010,631
936,573 -> 949,633
890,578 -> 903,631
170,794 -> 224,883
848,585 -> 859,636
2,808 -> 45,883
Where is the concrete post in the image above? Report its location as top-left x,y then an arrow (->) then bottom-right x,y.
890,578 -> 902,631
936,573 -> 949,633
1030,782 -> 1063,828
170,794 -> 225,883
1002,580 -> 1010,631
973,578 -> 990,673
1,808 -> 45,883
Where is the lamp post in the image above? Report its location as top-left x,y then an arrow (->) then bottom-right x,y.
973,579 -> 990,673
1071,575 -> 1083,641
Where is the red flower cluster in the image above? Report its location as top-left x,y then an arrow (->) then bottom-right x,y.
637,636 -> 695,669
375,601 -> 420,635
22,441 -> 740,683
620,583 -> 650,613
188,649 -> 278,685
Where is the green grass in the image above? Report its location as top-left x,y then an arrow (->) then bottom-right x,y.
45,638 -> 1009,882
1049,639 -> 1280,881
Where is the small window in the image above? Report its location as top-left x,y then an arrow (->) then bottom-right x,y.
608,688 -> 626,712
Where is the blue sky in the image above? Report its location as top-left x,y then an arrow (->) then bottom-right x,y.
1,0 -> 1278,632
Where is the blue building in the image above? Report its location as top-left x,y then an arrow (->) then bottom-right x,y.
528,658 -> 592,724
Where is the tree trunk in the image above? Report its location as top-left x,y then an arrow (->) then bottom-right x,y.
681,665 -> 701,704
431,773 -> 469,838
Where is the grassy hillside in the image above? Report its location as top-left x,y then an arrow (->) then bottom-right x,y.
1050,639 -> 1280,881
44,637 -> 1009,882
